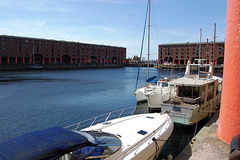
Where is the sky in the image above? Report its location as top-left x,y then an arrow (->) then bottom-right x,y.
0,0 -> 227,60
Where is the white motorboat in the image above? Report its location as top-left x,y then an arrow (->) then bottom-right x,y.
0,107 -> 174,160
145,80 -> 176,111
161,60 -> 222,125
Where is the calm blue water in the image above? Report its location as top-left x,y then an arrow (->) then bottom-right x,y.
0,67 -> 182,142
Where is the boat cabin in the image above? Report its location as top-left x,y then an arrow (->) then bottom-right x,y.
174,78 -> 219,105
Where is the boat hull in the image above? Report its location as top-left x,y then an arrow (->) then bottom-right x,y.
147,87 -> 176,110
135,91 -> 148,103
161,94 -> 221,125
135,85 -> 156,103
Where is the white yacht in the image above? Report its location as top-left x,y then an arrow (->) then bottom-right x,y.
0,108 -> 174,160
161,60 -> 222,125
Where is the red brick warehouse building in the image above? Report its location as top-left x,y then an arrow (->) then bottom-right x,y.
158,41 -> 225,65
0,35 -> 126,65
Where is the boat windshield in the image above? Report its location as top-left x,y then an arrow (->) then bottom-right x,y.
69,131 -> 122,160
162,82 -> 169,87
157,81 -> 169,87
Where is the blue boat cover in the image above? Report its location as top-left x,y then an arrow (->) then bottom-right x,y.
0,126 -> 94,160
146,76 -> 157,83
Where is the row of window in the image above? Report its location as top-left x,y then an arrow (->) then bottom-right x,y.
160,51 -> 224,55
160,43 -> 223,48
159,56 -> 216,59
1,38 -> 124,50
161,47 -> 224,52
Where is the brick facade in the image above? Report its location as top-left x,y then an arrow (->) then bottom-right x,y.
0,35 -> 127,65
158,42 -> 225,65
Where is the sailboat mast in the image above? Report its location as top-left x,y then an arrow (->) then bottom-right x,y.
199,28 -> 202,61
147,0 -> 150,80
213,23 -> 216,74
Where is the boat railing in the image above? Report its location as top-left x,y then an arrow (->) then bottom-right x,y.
65,107 -> 147,131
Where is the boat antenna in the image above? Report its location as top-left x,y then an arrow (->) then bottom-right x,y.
135,1 -> 149,89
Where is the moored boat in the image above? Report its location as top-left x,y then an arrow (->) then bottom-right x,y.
161,60 -> 222,125
0,107 -> 174,160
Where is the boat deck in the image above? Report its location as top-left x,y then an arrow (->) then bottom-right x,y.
163,97 -> 199,109
170,76 -> 216,86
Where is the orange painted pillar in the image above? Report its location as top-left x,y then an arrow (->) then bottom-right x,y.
218,0 -> 240,144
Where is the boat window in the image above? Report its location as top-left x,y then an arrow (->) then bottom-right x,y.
162,82 -> 169,87
77,131 -> 122,159
63,131 -> 121,160
66,131 -> 98,160
207,82 -> 215,100
179,86 -> 199,98
157,81 -> 169,87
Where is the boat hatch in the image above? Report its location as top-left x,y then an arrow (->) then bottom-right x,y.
137,130 -> 148,135
146,116 -> 154,119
